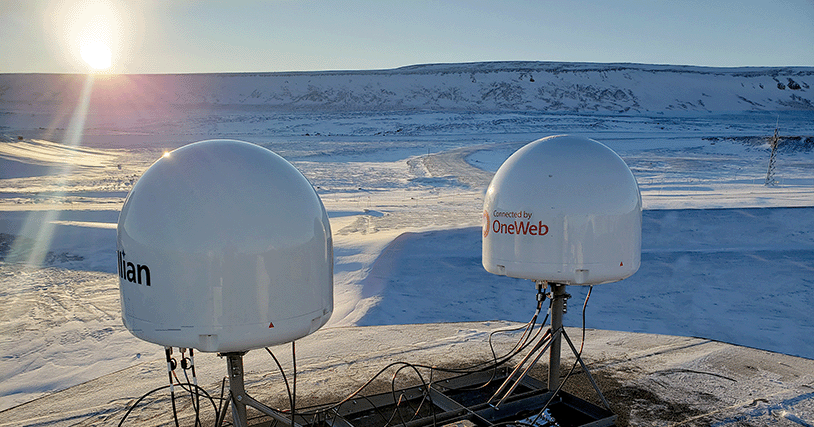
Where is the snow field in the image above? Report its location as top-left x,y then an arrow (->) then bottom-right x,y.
1,108 -> 813,412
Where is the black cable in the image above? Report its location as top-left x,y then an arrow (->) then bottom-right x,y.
292,341 -> 297,427
295,328 -> 545,419
579,285 -> 593,355
358,390 -> 401,426
265,347 -> 294,416
446,286 -> 550,376
117,381 -> 223,427
465,288 -> 547,374
182,361 -> 202,426
384,392 -> 405,427
121,289 -> 554,427
389,366 -> 419,426
417,295 -> 550,378
117,384 -> 173,427
295,361 -> 404,416
165,347 -> 181,427
293,289 -> 552,425
190,348 -> 202,427
482,310 -> 542,371
293,360 -> 438,427
296,361 -> 427,417
387,363 -> 434,427
170,384 -> 180,427
171,371 -> 222,418
430,295 -> 551,394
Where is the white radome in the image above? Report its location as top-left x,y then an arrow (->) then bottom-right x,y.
117,140 -> 333,352
482,135 -> 642,285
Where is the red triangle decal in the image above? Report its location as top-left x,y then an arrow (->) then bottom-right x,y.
620,262 -> 624,267
269,322 -> 274,328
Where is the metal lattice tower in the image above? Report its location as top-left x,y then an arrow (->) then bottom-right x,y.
765,126 -> 779,186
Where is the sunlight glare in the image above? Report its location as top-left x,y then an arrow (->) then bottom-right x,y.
80,40 -> 112,70
8,74 -> 95,267
56,0 -> 127,72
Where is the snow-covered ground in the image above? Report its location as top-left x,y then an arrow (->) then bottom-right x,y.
1,66 -> 813,413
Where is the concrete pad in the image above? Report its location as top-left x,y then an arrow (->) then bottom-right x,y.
1,322 -> 812,426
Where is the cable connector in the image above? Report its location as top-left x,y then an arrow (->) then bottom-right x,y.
164,346 -> 176,396
546,284 -> 571,314
535,281 -> 547,308
165,347 -> 177,371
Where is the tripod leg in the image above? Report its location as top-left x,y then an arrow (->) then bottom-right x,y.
561,329 -> 611,410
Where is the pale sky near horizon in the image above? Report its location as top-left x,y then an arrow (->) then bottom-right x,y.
1,0 -> 813,74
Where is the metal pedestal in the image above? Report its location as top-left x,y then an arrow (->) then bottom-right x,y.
488,283 -> 612,416
548,283 -> 566,390
224,352 -> 299,427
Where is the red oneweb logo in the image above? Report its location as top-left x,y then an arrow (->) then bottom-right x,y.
484,210 -> 549,237
490,219 -> 549,236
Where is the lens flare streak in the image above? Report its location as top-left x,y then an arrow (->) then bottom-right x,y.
8,75 -> 96,267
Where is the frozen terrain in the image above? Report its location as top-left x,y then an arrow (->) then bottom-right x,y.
3,62 -> 813,117
1,63 -> 813,415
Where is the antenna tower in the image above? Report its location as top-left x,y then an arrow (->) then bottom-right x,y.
765,121 -> 780,186
482,135 -> 642,425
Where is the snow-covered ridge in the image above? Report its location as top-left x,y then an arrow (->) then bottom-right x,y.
1,61 -> 812,113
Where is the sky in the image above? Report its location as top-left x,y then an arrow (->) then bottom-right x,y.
1,0 -> 813,74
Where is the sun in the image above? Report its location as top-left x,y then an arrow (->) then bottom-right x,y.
80,40 -> 112,70
65,0 -> 124,72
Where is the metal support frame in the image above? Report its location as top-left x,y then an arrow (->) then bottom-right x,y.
216,281 -> 612,427
488,282 -> 611,414
325,368 -> 615,427
224,352 -> 301,427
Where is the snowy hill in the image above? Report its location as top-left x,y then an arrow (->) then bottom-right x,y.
1,61 -> 814,418
1,62 -> 813,114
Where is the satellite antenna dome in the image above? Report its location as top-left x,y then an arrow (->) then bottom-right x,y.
117,139 -> 333,352
482,135 -> 641,285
